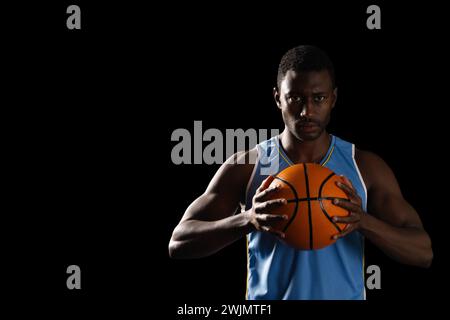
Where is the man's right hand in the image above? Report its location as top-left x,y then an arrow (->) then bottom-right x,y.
245,175 -> 288,238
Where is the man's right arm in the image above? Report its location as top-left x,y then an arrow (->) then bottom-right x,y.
168,150 -> 287,259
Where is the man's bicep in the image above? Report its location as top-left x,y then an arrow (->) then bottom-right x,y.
359,149 -> 422,228
181,191 -> 241,223
367,159 -> 422,228
369,189 -> 423,228
180,151 -> 255,223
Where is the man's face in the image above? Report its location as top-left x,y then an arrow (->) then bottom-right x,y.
274,69 -> 337,141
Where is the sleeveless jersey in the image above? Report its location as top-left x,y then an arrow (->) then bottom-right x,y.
244,134 -> 368,300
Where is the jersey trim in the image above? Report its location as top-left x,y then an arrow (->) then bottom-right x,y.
352,144 -> 368,300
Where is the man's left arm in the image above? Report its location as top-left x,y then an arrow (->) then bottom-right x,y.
332,150 -> 433,268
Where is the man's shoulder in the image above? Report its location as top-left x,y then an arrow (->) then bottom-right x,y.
226,148 -> 258,171
355,149 -> 384,165
354,149 -> 392,191
207,148 -> 257,194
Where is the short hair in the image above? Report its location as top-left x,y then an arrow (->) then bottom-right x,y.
277,45 -> 335,89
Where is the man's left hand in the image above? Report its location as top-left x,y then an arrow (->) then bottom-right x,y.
332,175 -> 366,239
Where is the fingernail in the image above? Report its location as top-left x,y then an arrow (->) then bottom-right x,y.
332,216 -> 338,222
333,235 -> 338,240
333,199 -> 339,204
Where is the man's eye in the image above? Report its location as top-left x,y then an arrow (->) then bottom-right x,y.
314,96 -> 326,102
288,96 -> 302,103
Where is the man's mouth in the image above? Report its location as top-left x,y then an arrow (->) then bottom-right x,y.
295,120 -> 320,132
300,123 -> 317,127
296,120 -> 319,127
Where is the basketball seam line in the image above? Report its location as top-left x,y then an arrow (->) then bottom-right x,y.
273,176 -> 298,233
286,197 -> 348,203
318,172 -> 344,233
303,163 -> 313,250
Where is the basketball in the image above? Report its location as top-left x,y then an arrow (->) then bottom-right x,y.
267,163 -> 350,250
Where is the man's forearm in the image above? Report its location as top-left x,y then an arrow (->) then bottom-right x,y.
360,213 -> 433,267
169,212 -> 253,259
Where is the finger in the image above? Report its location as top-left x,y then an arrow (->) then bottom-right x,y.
257,176 -> 275,193
332,226 -> 354,240
338,177 -> 362,204
255,199 -> 287,213
332,198 -> 361,212
335,181 -> 359,202
255,198 -> 287,213
254,184 -> 281,201
336,180 -> 355,194
340,175 -> 354,188
332,214 -> 360,224
261,226 -> 286,238
254,199 -> 287,214
256,214 -> 289,227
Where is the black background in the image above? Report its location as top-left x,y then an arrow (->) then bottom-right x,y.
4,0 -> 448,317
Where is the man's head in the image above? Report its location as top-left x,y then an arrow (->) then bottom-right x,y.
274,45 -> 337,142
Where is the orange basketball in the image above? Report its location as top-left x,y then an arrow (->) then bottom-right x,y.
267,163 -> 349,250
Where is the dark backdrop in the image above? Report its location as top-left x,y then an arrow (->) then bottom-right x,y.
4,0 -> 448,317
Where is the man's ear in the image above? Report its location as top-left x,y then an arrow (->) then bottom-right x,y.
331,87 -> 338,109
273,87 -> 282,110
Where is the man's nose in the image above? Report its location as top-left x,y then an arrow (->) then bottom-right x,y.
300,99 -> 314,117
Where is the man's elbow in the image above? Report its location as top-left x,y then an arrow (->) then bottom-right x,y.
419,246 -> 433,268
415,235 -> 433,268
168,239 -> 183,259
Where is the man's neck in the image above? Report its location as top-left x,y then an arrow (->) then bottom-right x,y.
279,129 -> 331,164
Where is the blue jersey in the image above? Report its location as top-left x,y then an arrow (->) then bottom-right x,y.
244,134 -> 368,300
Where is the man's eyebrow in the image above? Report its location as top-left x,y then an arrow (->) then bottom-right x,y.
284,91 -> 301,96
284,89 -> 330,95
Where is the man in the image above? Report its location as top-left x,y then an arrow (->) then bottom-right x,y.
168,45 -> 433,300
